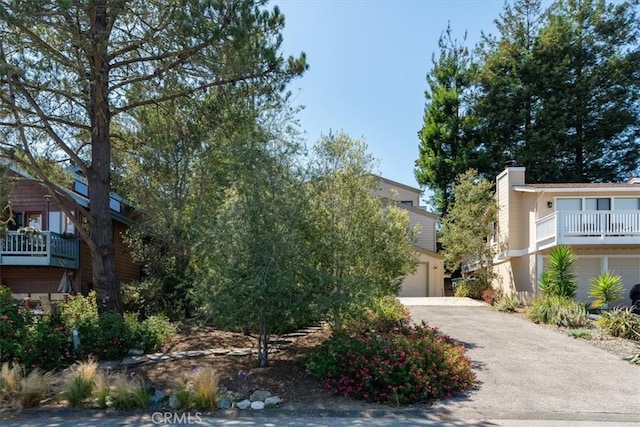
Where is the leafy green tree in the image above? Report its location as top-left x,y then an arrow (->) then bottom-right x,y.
0,0 -> 306,313
306,132 -> 418,331
195,134 -> 311,367
416,25 -> 477,216
439,169 -> 498,285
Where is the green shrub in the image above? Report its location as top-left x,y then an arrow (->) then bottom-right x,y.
59,292 -> 98,329
538,245 -> 577,299
21,317 -> 73,372
0,286 -> 31,363
344,296 -> 410,333
589,270 -> 623,309
126,313 -> 176,353
306,322 -> 476,405
493,294 -> 522,312
454,279 -> 490,300
527,295 -> 588,327
60,359 -> 98,407
597,308 -> 640,340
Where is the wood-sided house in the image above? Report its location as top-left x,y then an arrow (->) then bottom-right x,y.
374,176 -> 444,297
471,164 -> 640,306
1,161 -> 140,301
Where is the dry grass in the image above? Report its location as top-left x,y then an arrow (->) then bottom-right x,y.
19,369 -> 54,408
0,363 -> 23,402
109,372 -> 149,410
60,358 -> 98,407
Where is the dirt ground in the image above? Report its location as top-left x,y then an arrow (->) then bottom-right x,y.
130,324 -> 335,405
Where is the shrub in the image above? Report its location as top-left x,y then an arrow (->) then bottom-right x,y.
0,286 -> 30,363
589,270 -> 624,309
306,322 -> 476,405
59,292 -> 98,330
60,358 -> 98,407
527,295 -> 588,327
21,317 -> 73,372
344,296 -> 410,333
19,368 -> 54,408
481,287 -> 502,305
172,366 -> 220,411
597,308 -> 640,340
454,279 -> 490,300
493,294 -> 522,312
0,362 -> 22,402
538,245 -> 577,299
108,372 -> 150,410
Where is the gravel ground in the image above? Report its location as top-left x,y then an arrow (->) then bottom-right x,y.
510,309 -> 640,363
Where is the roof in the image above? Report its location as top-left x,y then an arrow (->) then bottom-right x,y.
373,174 -> 422,194
514,182 -> 640,194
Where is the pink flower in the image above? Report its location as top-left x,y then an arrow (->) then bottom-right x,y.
1,315 -> 8,321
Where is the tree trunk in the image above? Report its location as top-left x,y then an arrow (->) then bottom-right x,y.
87,1 -> 121,314
257,318 -> 269,367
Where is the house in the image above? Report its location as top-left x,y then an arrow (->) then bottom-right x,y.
374,176 -> 444,297
1,161 -> 140,300
483,164 -> 640,306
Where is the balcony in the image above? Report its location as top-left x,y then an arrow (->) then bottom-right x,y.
536,211 -> 640,249
1,231 -> 79,268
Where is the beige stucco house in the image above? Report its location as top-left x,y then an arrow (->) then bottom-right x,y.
374,176 -> 444,297
484,165 -> 640,306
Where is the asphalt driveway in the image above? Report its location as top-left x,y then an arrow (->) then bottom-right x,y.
399,297 -> 640,424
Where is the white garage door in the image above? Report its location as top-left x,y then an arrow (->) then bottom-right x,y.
399,262 -> 428,297
574,258 -> 601,303
609,258 -> 640,306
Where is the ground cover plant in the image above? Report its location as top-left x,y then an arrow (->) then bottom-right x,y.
597,308 -> 640,341
526,295 -> 588,327
306,322 -> 476,406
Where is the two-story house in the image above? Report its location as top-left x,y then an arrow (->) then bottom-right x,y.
374,176 -> 444,297
485,165 -> 640,306
1,161 -> 140,301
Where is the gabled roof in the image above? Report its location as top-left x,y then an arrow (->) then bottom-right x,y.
373,174 -> 422,194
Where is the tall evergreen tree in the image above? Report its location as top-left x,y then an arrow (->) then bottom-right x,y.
415,25 -> 476,216
0,0 -> 306,312
535,0 -> 640,182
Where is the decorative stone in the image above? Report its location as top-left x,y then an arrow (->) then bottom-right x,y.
250,401 -> 265,410
168,395 -> 179,409
98,360 -> 121,371
227,349 -> 252,356
148,390 -> 166,406
264,396 -> 282,406
121,356 -> 146,366
236,399 -> 251,409
128,348 -> 144,356
147,353 -> 171,362
249,390 -> 271,402
217,395 -> 232,409
211,348 -> 230,356
281,332 -> 307,338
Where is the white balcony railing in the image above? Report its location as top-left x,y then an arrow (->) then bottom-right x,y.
0,231 -> 79,268
536,211 -> 640,248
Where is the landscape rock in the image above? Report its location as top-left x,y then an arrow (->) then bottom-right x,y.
148,390 -> 166,406
168,395 -> 179,409
217,395 -> 232,409
250,401 -> 265,410
249,389 -> 271,402
128,348 -> 144,356
236,399 -> 251,410
264,396 -> 282,407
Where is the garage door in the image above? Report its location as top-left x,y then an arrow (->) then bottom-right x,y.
574,258 -> 601,303
609,258 -> 640,306
399,262 -> 428,297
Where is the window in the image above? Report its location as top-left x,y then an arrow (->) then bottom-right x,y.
585,198 -> 610,211
400,201 -> 413,207
614,198 -> 640,210
26,212 -> 42,230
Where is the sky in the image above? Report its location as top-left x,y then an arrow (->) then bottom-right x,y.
276,0 -> 512,203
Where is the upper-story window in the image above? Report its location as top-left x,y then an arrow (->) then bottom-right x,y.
400,200 -> 414,207
556,197 -> 639,211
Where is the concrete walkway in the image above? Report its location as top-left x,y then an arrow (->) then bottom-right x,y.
402,297 -> 640,424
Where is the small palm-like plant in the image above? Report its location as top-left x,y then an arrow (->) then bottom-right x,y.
539,245 -> 577,299
589,270 -> 623,309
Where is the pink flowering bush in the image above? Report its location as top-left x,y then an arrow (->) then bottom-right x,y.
306,322 -> 476,405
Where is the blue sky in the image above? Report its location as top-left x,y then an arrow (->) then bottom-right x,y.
277,0 -> 511,202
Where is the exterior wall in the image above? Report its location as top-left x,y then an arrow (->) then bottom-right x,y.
375,178 -> 421,206
399,250 -> 444,297
405,208 -> 437,252
496,167 -> 526,251
1,266 -> 79,295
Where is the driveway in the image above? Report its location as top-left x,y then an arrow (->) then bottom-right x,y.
399,297 -> 640,424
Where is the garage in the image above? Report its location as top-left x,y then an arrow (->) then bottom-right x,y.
399,262 -> 429,297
